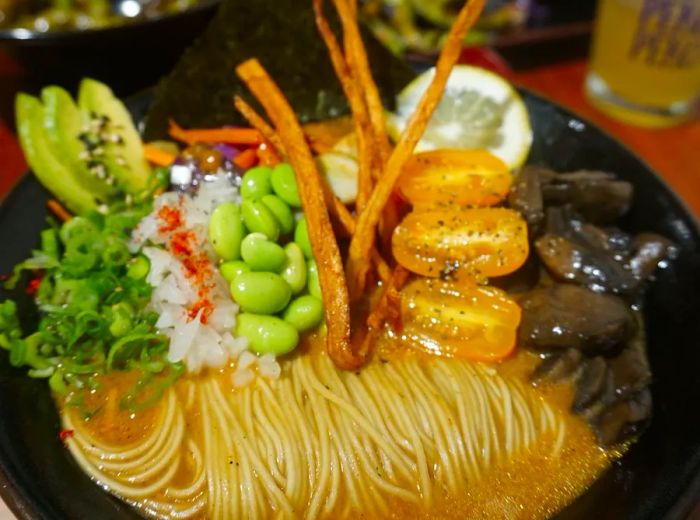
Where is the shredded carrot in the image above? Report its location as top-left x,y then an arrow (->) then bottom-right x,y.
313,0 -> 374,211
47,199 -> 72,222
143,143 -> 176,167
233,96 -> 286,154
233,148 -> 258,170
345,0 -> 486,300
236,58 -> 362,370
168,119 -> 262,146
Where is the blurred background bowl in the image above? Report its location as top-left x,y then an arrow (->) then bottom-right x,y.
0,0 -> 220,127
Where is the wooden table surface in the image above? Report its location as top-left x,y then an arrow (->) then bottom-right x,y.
0,54 -> 699,519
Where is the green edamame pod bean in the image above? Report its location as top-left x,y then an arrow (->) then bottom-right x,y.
236,313 -> 299,355
294,217 -> 313,259
240,166 -> 273,200
241,199 -> 280,241
241,233 -> 286,272
271,163 -> 301,207
282,295 -> 324,333
231,272 -> 291,314
280,243 -> 307,294
261,194 -> 294,235
209,202 -> 244,260
307,260 -> 322,299
220,260 -> 250,283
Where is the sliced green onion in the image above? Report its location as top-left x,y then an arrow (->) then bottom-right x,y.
127,255 -> 150,280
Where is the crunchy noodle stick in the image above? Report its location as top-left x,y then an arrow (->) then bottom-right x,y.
233,95 -> 286,154
357,266 -> 410,361
313,0 -> 374,211
345,0 -> 486,300
367,266 -> 409,331
331,0 -> 391,166
236,58 -> 366,370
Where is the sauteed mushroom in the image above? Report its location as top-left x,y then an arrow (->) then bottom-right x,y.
535,208 -> 638,294
541,169 -> 633,224
510,167 -> 671,446
519,284 -> 636,355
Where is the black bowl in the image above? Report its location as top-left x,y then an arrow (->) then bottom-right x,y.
1,90 -> 700,519
0,1 -> 220,128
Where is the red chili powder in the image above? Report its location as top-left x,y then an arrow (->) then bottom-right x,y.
26,277 -> 42,295
171,230 -> 195,257
157,205 -> 184,233
59,429 -> 75,441
157,203 -> 215,324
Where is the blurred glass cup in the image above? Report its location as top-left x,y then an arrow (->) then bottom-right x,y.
585,0 -> 700,127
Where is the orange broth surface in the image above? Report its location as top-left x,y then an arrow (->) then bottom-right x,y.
61,332 -> 620,520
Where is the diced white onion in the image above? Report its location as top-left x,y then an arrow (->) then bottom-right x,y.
131,172 -> 279,383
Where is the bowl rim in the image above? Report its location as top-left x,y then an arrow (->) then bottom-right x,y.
0,86 -> 699,520
0,0 -> 220,43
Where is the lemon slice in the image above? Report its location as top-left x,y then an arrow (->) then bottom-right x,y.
317,152 -> 358,204
387,65 -> 532,169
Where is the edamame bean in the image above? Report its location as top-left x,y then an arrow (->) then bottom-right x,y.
209,202 -> 244,260
231,271 -> 291,314
271,163 -> 301,207
236,313 -> 299,355
220,260 -> 250,283
282,295 -> 323,333
294,217 -> 313,259
261,194 -> 294,235
240,166 -> 273,199
307,260 -> 322,299
280,243 -> 307,294
241,199 -> 280,241
241,233 -> 286,272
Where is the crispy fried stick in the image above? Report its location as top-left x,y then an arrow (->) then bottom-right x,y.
233,95 -> 285,153
236,58 -> 367,370
345,0 -> 487,301
313,0 -> 393,283
312,0 -> 375,211
331,0 -> 391,167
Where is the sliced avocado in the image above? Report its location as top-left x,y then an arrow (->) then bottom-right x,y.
15,94 -> 97,215
41,86 -> 116,202
77,78 -> 151,194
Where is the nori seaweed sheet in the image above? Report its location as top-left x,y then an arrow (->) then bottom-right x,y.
143,0 -> 416,140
